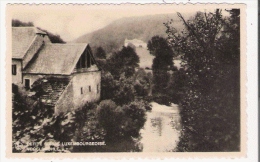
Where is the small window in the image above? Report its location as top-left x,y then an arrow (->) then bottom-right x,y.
12,65 -> 17,75
89,86 -> 91,92
25,79 -> 30,89
81,87 -> 83,94
97,84 -> 99,93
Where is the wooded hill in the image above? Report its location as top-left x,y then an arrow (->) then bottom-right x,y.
74,14 -> 183,53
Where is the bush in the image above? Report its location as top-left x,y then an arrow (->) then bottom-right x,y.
120,101 -> 147,137
96,100 -> 123,139
96,100 -> 147,140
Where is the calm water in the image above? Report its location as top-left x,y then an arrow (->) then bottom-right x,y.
73,102 -> 181,152
139,102 -> 181,152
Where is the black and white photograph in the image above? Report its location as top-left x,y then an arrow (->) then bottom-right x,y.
7,3 -> 247,156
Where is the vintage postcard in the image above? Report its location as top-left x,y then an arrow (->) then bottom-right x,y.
5,3 -> 247,159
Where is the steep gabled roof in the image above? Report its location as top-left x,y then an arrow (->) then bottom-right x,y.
24,43 -> 88,75
12,27 -> 47,59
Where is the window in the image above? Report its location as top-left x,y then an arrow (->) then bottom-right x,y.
81,87 -> 83,94
25,79 -> 30,89
97,84 -> 99,93
12,65 -> 17,75
89,86 -> 91,92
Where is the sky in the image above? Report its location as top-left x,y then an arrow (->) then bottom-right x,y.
9,4 -> 227,42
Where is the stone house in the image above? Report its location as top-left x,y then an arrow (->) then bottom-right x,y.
12,27 -> 101,114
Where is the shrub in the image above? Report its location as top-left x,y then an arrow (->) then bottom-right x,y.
120,101 -> 147,137
96,99 -> 147,140
96,100 -> 123,139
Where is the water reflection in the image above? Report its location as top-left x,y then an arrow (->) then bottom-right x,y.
73,102 -> 181,152
139,102 -> 181,152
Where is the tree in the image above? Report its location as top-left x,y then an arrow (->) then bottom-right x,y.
147,36 -> 174,70
96,100 -> 123,139
12,19 -> 66,43
37,27 -> 66,43
134,68 -> 151,97
95,47 -> 107,59
113,74 -> 135,105
166,68 -> 187,104
96,99 -> 147,140
101,71 -> 136,105
120,101 -> 147,137
147,36 -> 174,101
12,19 -> 34,27
106,46 -> 139,79
165,10 -> 240,151
100,71 -> 119,100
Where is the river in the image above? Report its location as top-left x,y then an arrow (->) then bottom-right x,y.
73,102 -> 181,152
139,102 -> 181,152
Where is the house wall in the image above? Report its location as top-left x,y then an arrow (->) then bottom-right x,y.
54,70 -> 101,114
22,74 -> 44,88
22,74 -> 70,88
71,70 -> 101,109
12,59 -> 22,84
54,81 -> 74,115
124,39 -> 147,48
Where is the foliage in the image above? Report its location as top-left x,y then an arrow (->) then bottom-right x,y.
120,101 -> 147,137
97,100 -> 147,140
12,19 -> 66,43
12,85 -> 104,153
95,47 -> 107,59
113,74 -> 136,105
100,71 -> 119,100
13,79 -> 149,152
12,87 -> 71,152
147,36 -> 174,69
12,19 -> 34,27
133,68 -> 153,97
95,58 -> 107,70
96,100 -> 123,139
106,46 -> 140,79
37,27 -> 66,43
147,36 -> 175,103
166,68 -> 188,104
165,9 -> 240,151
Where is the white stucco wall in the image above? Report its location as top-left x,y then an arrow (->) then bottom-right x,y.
72,70 -> 101,109
22,73 -> 44,88
12,59 -> 22,85
54,70 -> 101,114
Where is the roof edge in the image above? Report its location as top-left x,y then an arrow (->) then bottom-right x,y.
67,44 -> 89,74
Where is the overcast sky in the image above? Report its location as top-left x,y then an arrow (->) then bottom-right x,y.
10,4 -> 226,42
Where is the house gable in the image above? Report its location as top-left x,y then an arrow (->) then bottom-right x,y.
12,27 -> 101,114
73,45 -> 99,73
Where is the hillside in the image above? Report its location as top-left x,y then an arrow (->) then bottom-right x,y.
74,14 -> 183,53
